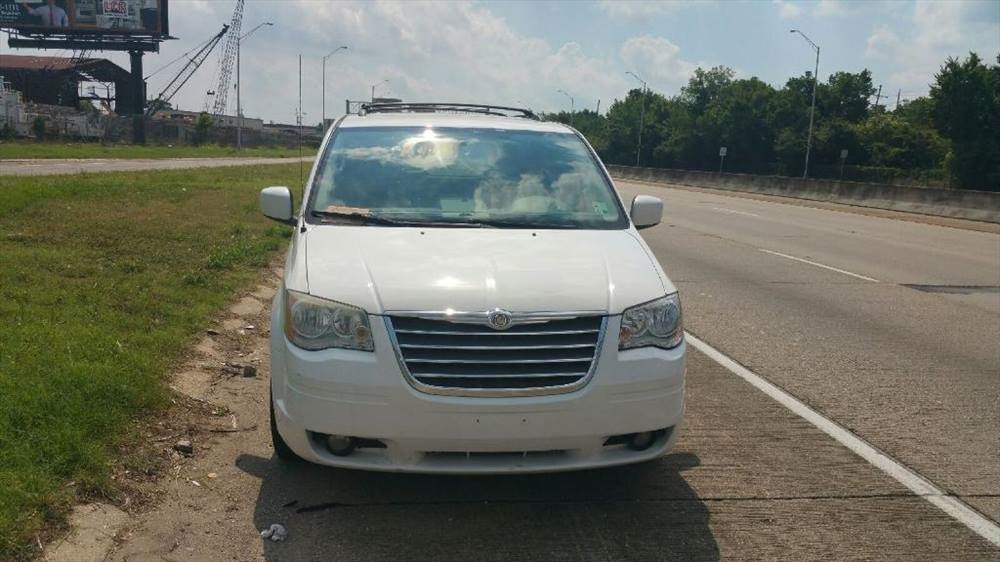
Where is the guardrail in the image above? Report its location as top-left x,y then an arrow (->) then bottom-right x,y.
607,165 -> 1000,224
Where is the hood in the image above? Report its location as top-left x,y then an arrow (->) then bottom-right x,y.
300,226 -> 671,315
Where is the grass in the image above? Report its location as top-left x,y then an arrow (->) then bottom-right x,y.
0,141 -> 310,160
0,164 -> 300,560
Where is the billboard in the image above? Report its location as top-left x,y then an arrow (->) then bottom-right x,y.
0,0 -> 168,36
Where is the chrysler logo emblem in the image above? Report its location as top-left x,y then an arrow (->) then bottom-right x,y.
487,309 -> 513,330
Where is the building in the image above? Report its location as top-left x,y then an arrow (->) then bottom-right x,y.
0,55 -> 134,114
151,109 -> 265,131
0,76 -> 28,134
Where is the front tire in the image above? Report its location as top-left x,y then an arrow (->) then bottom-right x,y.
270,390 -> 301,462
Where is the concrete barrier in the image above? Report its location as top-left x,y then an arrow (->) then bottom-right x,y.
608,165 -> 1000,224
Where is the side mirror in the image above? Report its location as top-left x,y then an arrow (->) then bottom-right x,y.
630,195 -> 663,230
260,186 -> 296,226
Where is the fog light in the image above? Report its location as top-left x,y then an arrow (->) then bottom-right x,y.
326,434 -> 355,456
628,431 -> 656,451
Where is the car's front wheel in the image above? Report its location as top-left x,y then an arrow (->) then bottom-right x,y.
270,390 -> 300,462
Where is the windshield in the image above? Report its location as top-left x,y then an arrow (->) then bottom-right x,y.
306,126 -> 628,229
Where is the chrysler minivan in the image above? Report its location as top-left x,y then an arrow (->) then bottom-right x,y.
260,103 -> 685,473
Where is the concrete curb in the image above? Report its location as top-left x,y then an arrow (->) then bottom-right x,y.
608,165 -> 1000,224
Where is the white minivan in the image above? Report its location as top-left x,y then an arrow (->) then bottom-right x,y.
260,103 -> 685,473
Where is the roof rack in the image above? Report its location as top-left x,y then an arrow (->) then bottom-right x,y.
359,102 -> 539,120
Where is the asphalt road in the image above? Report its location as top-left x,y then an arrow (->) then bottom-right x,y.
617,180 -> 1000,524
106,180 -> 999,561
0,156 -> 312,176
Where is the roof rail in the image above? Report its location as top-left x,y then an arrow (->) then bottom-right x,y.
360,102 -> 539,120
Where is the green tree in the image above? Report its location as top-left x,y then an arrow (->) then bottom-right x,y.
680,66 -> 735,114
698,77 -> 777,172
856,113 -> 948,169
31,116 -> 46,141
544,109 -> 609,154
930,53 -> 1000,190
604,89 -> 672,167
192,112 -> 213,146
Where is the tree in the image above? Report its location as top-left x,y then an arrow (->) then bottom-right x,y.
698,78 -> 777,172
192,112 -> 213,146
856,113 -> 947,170
820,70 -> 875,122
32,116 -> 46,141
930,53 -> 1000,190
680,66 -> 735,114
544,109 -> 609,154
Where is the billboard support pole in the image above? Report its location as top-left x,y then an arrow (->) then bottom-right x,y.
129,50 -> 146,144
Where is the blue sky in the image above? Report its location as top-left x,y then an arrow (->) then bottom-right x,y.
3,0 -> 997,124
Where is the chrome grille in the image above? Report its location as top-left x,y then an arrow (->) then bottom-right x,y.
386,314 -> 606,397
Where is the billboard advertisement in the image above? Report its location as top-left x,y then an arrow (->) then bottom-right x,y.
0,0 -> 168,36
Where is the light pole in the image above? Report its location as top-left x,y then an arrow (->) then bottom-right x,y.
556,89 -> 574,126
322,45 -> 348,128
237,21 -> 273,150
791,29 -> 819,179
370,79 -> 389,102
626,71 -> 647,167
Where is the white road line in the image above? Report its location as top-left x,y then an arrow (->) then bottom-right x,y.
710,206 -> 761,218
685,332 -> 1000,547
759,248 -> 881,282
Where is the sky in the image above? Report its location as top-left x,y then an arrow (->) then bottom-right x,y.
2,0 -> 997,124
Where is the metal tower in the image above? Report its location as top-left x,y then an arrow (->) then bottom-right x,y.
208,0 -> 244,117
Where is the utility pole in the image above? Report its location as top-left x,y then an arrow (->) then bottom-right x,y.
896,88 -> 901,110
322,45 -> 348,128
556,89 -> 574,126
236,22 -> 273,150
791,29 -> 819,179
298,54 -> 303,188
873,84 -> 884,110
626,71 -> 647,167
595,99 -> 600,114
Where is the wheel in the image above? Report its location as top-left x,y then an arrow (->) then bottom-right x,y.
270,390 -> 301,462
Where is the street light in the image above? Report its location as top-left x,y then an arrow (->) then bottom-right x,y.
626,71 -> 647,167
791,29 -> 820,179
370,79 -> 389,102
322,45 -> 348,127
556,89 -> 574,126
237,21 -> 273,150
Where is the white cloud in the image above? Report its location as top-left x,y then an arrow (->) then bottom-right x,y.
773,0 -> 803,19
595,0 -> 685,19
863,0 -> 999,95
814,0 -> 847,17
620,35 -> 698,92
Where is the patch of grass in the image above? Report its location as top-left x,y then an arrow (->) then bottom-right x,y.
0,140 -> 312,160
0,164 -> 300,559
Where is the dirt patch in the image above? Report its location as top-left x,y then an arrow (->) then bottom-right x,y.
104,266 -> 280,561
35,263 -> 283,561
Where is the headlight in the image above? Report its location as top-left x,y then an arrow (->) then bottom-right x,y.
619,293 -> 683,350
283,290 -> 374,351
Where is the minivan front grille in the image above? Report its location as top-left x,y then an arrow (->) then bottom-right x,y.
385,314 -> 606,397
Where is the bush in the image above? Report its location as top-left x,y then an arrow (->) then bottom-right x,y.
192,112 -> 213,146
31,116 -> 46,141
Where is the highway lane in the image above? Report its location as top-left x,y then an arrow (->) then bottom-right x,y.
0,156 -> 313,176
616,179 -> 1000,527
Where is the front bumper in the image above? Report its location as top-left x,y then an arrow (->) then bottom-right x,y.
270,303 -> 686,474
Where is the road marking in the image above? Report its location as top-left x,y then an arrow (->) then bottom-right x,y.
759,248 -> 881,282
710,206 -> 760,218
685,331 -> 1000,547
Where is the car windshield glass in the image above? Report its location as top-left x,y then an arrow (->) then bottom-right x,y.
307,126 -> 627,229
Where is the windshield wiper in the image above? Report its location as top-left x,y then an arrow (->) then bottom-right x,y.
311,210 -> 492,228
460,218 -> 579,229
